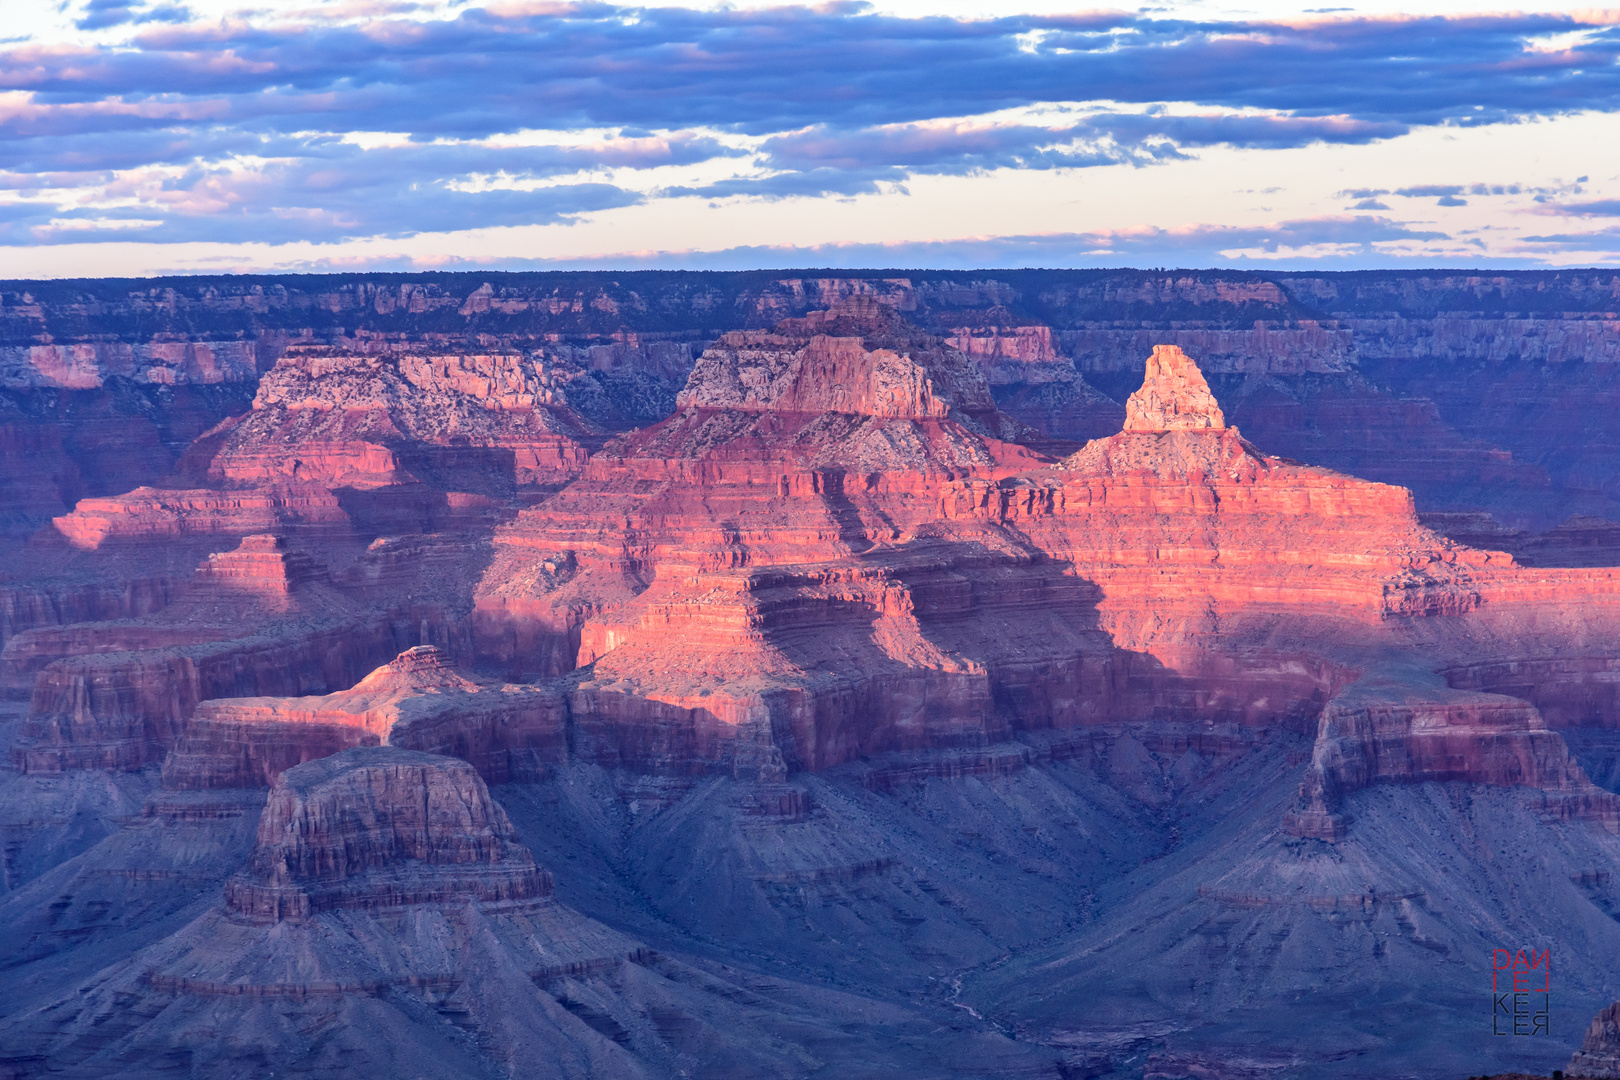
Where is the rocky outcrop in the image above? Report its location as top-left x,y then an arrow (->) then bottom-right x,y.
51,485 -> 351,549
677,297 -> 999,423
2,534 -> 324,695
1123,345 -> 1226,432
0,340 -> 267,390
477,325 -> 1501,781
0,577 -> 178,648
1284,669 -> 1612,839
942,318 -> 1122,442
14,617 -> 414,773
202,347 -> 599,490
1570,1001 -> 1620,1078
163,645 -> 567,788
477,304 -> 1088,772
8,535 -> 425,772
8,269 -> 1620,531
45,346 -> 600,550
0,381 -> 259,536
223,747 -> 551,922
25,316 -> 1620,818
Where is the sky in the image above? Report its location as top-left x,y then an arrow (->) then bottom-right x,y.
0,0 -> 1616,276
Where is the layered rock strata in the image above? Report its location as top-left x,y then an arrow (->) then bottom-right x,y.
477,301 -> 1063,775
1284,669 -> 1612,840
164,645 -> 566,789
0,576 -> 178,649
465,325 -> 1620,842
47,346 -> 597,551
474,327 -> 1480,785
201,347 -> 599,489
941,316 -> 1122,444
9,535 -> 418,772
51,485 -> 352,549
18,299 -> 1620,859
223,747 -> 551,922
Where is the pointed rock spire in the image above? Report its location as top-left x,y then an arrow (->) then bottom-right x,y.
1122,345 -> 1226,433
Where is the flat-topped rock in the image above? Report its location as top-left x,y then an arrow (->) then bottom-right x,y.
676,297 -> 997,421
163,645 -> 567,788
224,746 -> 550,922
1284,667 -> 1615,839
205,348 -> 598,488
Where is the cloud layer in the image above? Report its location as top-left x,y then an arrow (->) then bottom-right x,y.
0,1 -> 1617,267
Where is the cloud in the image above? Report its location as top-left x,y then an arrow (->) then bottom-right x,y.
1516,226 -> 1620,251
167,217 -> 1548,275
1534,199 -> 1620,218
1,4 -> 1618,252
1397,185 -> 1466,197
10,8 -> 1620,138
75,0 -> 190,30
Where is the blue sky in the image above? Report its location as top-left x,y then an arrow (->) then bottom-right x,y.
1,0 -> 1616,275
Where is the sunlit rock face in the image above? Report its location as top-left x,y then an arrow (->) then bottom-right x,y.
1122,344 -> 1227,433
466,322 -> 1620,819
163,645 -> 567,790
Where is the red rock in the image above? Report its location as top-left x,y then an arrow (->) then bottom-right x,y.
20,299 -> 1620,866
46,345 -> 599,552
1122,345 -> 1227,432
2,534 -> 330,695
1284,668 -> 1613,838
13,618 -> 412,773
163,645 -> 566,788
201,347 -> 597,488
475,324 -> 1424,778
0,576 -> 178,650
464,324 -> 1620,825
9,535 -> 420,773
51,485 -> 351,550
223,746 -> 551,923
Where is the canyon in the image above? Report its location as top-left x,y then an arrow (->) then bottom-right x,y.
3,270 -> 1620,1080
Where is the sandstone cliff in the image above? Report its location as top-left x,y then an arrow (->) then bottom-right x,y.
164,645 -> 566,789
9,289 -> 1620,1079
10,269 -> 1620,535
224,747 -> 551,921
7,535 -> 423,772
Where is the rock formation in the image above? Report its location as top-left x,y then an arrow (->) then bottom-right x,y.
1122,344 -> 1227,432
223,747 -> 551,922
202,347 -> 599,489
7,534 -> 417,772
1284,668 -> 1615,840
9,279 -> 1620,1080
164,645 -> 566,789
461,315 -> 1620,822
941,314 -> 1123,443
1571,1001 -> 1620,1078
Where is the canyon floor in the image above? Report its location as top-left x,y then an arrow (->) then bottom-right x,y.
4,272 -> 1620,1080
